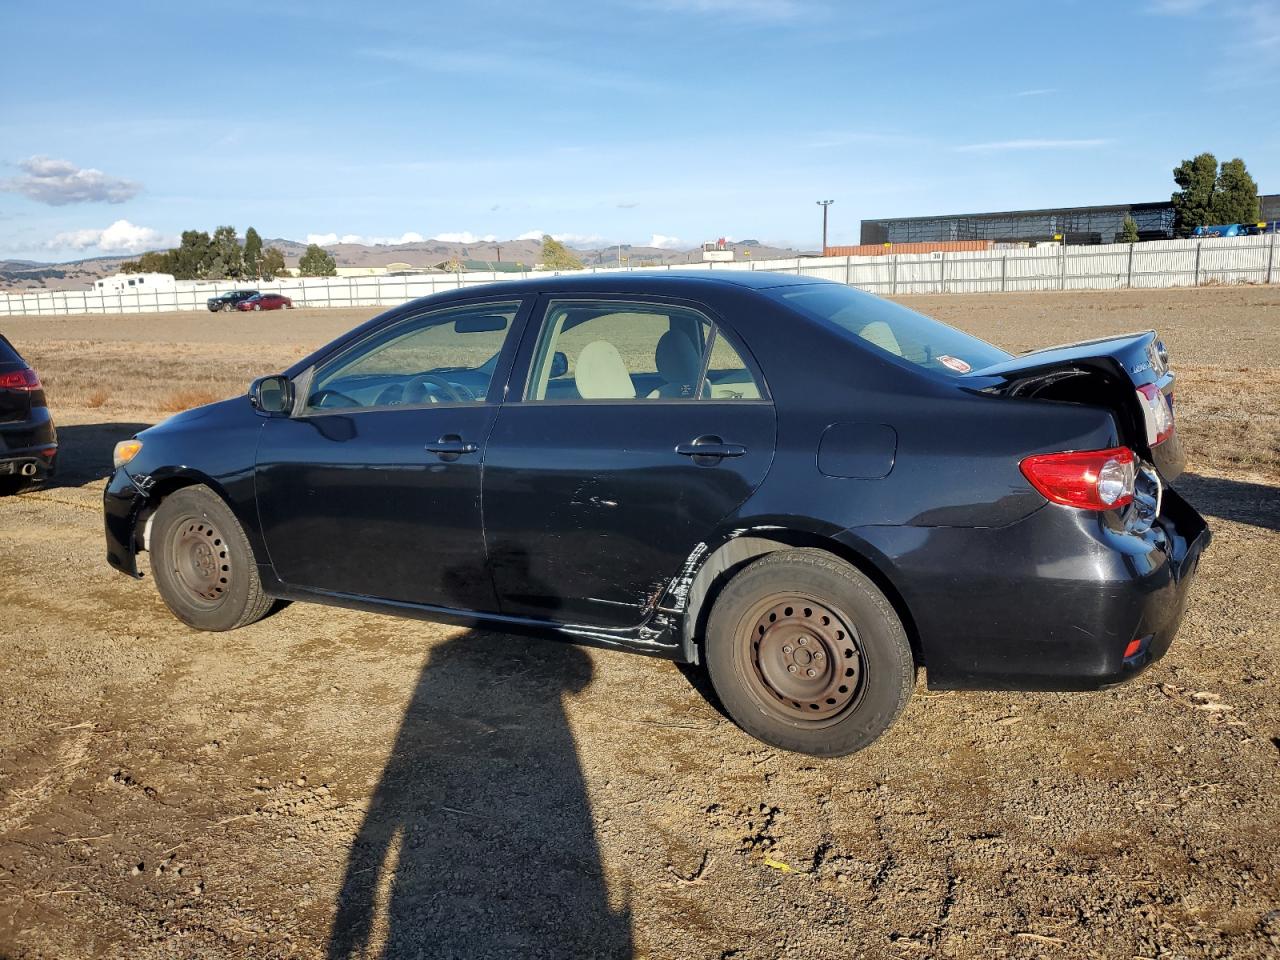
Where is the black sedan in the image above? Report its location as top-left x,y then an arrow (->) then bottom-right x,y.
0,333 -> 57,492
207,289 -> 259,312
103,273 -> 1209,756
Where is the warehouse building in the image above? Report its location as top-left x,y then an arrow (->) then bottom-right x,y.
861,194 -> 1280,246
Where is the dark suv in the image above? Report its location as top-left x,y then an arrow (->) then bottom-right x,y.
0,333 -> 57,492
207,290 -> 259,312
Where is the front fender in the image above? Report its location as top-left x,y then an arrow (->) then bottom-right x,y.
103,462 -> 259,580
104,468 -> 147,578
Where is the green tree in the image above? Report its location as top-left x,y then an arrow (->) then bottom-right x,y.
243,226 -> 263,279
1120,214 -> 1139,244
1171,153 -> 1218,237
539,234 -> 583,270
260,246 -> 287,280
298,243 -> 337,277
208,225 -> 243,280
171,230 -> 213,280
1171,153 -> 1261,236
121,249 -> 176,274
1211,157 -> 1260,226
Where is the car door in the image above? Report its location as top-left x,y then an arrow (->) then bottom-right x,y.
481,295 -> 776,627
255,297 -> 530,610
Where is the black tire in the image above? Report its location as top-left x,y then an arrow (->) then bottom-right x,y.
704,548 -> 914,757
149,485 -> 273,631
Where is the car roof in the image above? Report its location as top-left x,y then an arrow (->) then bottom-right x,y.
442,269 -> 825,298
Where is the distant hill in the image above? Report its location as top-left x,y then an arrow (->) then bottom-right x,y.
0,238 -> 802,292
1,254 -> 135,291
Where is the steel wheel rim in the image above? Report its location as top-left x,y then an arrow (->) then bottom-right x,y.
168,516 -> 231,606
738,594 -> 864,724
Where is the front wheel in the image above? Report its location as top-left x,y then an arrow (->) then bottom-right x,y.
150,485 -> 274,631
704,549 -> 914,757
253,303 -> 262,311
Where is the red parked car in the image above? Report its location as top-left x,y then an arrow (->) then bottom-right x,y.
236,293 -> 293,311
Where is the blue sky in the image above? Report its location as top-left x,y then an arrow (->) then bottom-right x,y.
1,0 -> 1277,260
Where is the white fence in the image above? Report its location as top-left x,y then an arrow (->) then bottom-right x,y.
2,233 -> 1276,317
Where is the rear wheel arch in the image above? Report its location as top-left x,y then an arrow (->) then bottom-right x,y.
679,526 -> 923,669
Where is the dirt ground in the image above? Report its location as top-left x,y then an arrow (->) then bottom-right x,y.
1,286 -> 1277,959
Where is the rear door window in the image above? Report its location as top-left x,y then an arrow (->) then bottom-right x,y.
525,299 -> 763,401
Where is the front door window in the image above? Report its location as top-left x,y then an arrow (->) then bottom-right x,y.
306,301 -> 521,412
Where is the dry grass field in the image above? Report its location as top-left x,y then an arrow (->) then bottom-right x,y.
0,285 -> 1277,959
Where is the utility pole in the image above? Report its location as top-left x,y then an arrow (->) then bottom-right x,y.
817,200 -> 834,255
495,244 -> 501,264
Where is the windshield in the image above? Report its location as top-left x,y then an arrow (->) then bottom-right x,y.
770,283 -> 1010,376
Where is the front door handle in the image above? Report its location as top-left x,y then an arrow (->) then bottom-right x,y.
425,434 -> 478,462
675,435 -> 746,464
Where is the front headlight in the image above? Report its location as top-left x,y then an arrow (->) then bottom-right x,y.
113,439 -> 143,470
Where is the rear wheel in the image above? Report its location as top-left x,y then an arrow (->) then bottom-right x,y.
150,485 -> 273,631
704,549 -> 914,757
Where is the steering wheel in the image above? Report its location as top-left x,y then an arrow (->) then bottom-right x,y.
309,388 -> 361,409
403,374 -> 473,404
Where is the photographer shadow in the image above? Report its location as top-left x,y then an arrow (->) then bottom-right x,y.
327,627 -> 632,960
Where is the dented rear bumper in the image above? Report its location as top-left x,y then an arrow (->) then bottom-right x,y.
848,485 -> 1210,691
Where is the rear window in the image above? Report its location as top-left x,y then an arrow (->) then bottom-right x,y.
770,283 -> 1010,376
0,336 -> 23,364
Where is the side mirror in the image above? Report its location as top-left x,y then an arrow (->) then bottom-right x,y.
550,351 -> 569,379
250,375 -> 293,415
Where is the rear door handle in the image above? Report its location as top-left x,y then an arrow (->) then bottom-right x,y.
425,434 -> 478,461
675,435 -> 746,463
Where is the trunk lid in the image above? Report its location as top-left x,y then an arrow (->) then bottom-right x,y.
963,330 -> 1186,481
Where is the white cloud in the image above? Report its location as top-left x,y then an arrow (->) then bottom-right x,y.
952,138 -> 1110,153
649,233 -> 684,249
49,219 -> 173,254
3,156 -> 141,206
516,230 -> 605,246
1014,87 -> 1056,97
431,231 -> 496,244
307,231 -> 429,246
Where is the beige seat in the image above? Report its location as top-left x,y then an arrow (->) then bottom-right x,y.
574,340 -> 636,399
647,329 -> 703,398
858,320 -> 903,357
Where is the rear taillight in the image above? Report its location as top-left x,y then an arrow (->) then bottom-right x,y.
1020,446 -> 1136,511
0,367 -> 41,391
1137,383 -> 1174,445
